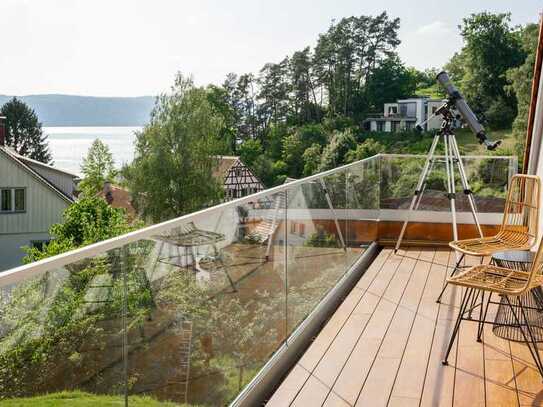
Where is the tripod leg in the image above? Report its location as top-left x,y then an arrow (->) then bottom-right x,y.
414,158 -> 436,211
395,135 -> 440,253
450,135 -> 483,238
444,134 -> 458,243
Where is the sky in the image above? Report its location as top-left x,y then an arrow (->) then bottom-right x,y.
0,0 -> 541,97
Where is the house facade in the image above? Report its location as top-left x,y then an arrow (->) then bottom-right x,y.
214,156 -> 265,201
365,97 -> 449,132
0,117 -> 78,270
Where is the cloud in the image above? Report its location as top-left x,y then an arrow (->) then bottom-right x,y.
416,21 -> 454,36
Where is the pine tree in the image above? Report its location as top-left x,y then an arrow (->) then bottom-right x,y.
0,97 -> 52,163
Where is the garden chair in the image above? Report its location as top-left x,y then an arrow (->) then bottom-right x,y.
437,174 -> 541,303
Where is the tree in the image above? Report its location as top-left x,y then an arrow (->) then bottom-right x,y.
23,196 -> 134,262
506,23 -> 540,160
238,138 -> 263,168
345,138 -> 385,162
78,139 -> 117,196
445,12 -> 525,128
364,56 -> 418,111
313,13 -> 401,118
302,144 -> 322,176
0,97 -> 52,163
319,129 -> 357,171
126,73 -> 224,222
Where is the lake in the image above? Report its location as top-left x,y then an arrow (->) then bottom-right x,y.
44,126 -> 141,175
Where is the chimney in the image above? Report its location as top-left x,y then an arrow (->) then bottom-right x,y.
103,181 -> 113,204
0,116 -> 5,147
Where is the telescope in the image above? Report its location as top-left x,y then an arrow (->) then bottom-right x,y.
436,71 -> 501,151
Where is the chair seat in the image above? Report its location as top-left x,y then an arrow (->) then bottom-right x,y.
447,264 -> 543,296
449,234 -> 531,257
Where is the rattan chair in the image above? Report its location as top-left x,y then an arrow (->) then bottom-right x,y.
441,236 -> 543,378
436,174 -> 541,303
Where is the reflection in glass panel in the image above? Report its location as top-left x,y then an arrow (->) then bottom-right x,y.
0,251 -> 125,403
125,193 -> 287,405
285,172 -> 364,336
379,155 -> 516,213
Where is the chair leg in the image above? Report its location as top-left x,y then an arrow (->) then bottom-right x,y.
477,291 -> 492,342
437,253 -> 465,304
443,287 -> 474,365
504,296 -> 543,379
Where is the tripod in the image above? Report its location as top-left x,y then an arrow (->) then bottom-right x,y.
394,102 -> 483,253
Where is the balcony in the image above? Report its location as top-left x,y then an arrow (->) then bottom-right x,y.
0,153 -> 536,407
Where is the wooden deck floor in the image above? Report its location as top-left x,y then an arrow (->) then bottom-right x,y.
267,248 -> 543,407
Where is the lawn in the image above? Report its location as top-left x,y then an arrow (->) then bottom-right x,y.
1,391 -> 190,407
453,127 -> 516,155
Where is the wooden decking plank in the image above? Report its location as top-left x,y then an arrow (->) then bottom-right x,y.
354,250 -> 434,406
324,250 -> 421,405
483,301 -> 519,407
290,373 -> 331,407
298,250 -> 393,373
266,364 -> 310,407
419,250 -> 459,407
510,340 -> 543,406
453,253 -> 486,407
311,292 -> 380,386
321,391 -> 351,407
297,249 -> 392,372
389,250 -> 447,401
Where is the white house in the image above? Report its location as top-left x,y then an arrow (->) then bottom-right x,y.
365,97 -> 449,132
0,117 -> 78,271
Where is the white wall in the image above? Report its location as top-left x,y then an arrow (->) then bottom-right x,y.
0,232 -> 51,271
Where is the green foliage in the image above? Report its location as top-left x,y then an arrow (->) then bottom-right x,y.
506,23 -> 540,164
238,139 -> 263,168
445,12 -> 525,129
365,56 -> 418,111
345,138 -> 385,163
304,226 -> 339,248
302,144 -> 322,176
78,139 -> 117,196
125,73 -> 224,222
23,197 -> 134,263
0,97 -> 52,163
318,129 -> 358,171
1,391 -> 188,406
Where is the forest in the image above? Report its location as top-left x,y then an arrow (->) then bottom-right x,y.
180,11 -> 537,188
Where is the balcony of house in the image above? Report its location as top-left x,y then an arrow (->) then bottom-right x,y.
0,153 -> 541,407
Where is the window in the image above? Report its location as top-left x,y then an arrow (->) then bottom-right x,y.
405,122 -> 414,130
391,121 -> 400,132
31,240 -> 50,251
291,222 -> 296,234
1,189 -> 11,211
388,106 -> 397,115
1,188 -> 26,212
299,223 -> 305,237
377,121 -> 385,132
15,189 -> 25,211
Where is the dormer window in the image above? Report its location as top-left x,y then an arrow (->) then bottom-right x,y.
1,188 -> 26,213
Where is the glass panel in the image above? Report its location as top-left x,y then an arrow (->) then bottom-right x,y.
126,191 -> 287,405
285,169 -> 364,336
14,189 -> 25,211
1,189 -> 11,211
347,158 -> 380,247
0,250 -> 126,404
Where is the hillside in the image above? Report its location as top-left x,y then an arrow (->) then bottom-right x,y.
0,94 -> 155,126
